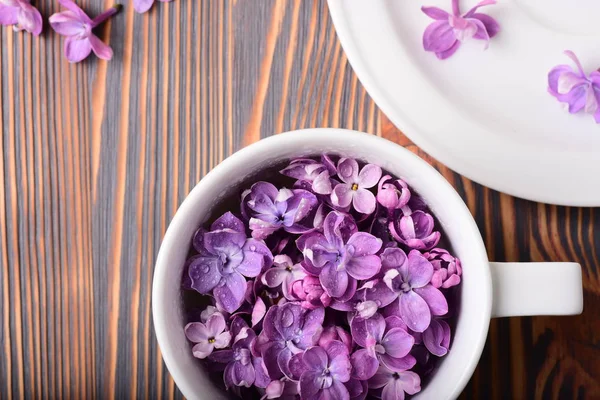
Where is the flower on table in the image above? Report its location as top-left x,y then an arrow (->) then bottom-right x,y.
0,0 -> 42,36
368,365 -> 421,400
421,0 -> 500,60
133,0 -> 172,14
332,158 -> 382,214
49,0 -> 120,63
548,50 -> 600,124
299,341 -> 352,400
184,312 -> 231,359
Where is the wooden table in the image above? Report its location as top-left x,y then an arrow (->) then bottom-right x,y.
1,1 -> 598,399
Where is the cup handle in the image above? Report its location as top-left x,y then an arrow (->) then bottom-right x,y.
490,262 -> 583,318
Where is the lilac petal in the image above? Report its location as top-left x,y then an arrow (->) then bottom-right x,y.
266,380 -> 284,399
228,360 -> 256,388
352,188 -> 376,214
366,279 -> 398,308
350,349 -> 378,380
287,190 -> 318,222
423,20 -> 457,53
254,357 -> 270,388
466,18 -> 490,47
322,380 -> 350,400
288,352 -> 306,380
64,37 -> 92,63
337,277 -> 357,302
368,366 -> 392,389
384,316 -> 408,332
332,184 -> 353,208
0,5 -> 19,25
203,230 -> 246,255
346,255 -> 381,281
261,342 -> 285,378
133,0 -> 154,13
347,231 -> 382,257
381,379 -> 406,400
278,348 -> 294,379
381,248 -> 408,271
208,349 -> 234,364
214,272 -> 246,313
421,6 -> 450,20
191,341 -> 214,359
18,3 -> 43,35
380,354 -> 417,372
358,164 -> 382,188
185,322 -> 210,342
423,319 -> 451,356
252,297 -> 266,327
442,274 -> 461,288
406,251 -> 434,288
381,328 -> 414,358
399,371 -> 421,395
414,285 -> 448,316
300,370 -> 323,399
345,378 -> 366,399
337,158 -> 360,184
58,0 -> 92,23
320,264 -> 349,298
351,313 -> 385,347
470,13 -> 500,38
206,313 -> 226,336
313,170 -> 333,195
450,15 -> 478,42
436,40 -> 461,60
262,266 -> 287,287
214,331 -> 232,348
249,181 -> 279,204
188,256 -> 222,294
463,0 -> 496,17
48,12 -> 85,35
239,242 -> 271,277
399,291 -> 431,332
327,341 -> 351,377
211,211 -> 245,232
260,306 -> 280,340
303,346 -> 328,371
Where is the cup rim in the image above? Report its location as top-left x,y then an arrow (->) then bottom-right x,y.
152,128 -> 492,400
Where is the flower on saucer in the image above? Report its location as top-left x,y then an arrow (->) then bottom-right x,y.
422,0 -> 500,60
548,50 -> 600,124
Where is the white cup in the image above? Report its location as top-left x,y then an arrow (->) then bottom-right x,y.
153,128 -> 583,400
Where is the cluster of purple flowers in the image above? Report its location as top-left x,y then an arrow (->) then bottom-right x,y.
182,155 -> 462,400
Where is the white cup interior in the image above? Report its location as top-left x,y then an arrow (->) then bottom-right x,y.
152,128 -> 492,400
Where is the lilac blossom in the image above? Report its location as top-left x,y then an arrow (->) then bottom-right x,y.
255,302 -> 324,379
377,175 -> 411,211
0,0 -> 42,35
332,158 -> 382,214
187,212 -> 273,313
280,156 -> 336,195
319,325 -> 353,354
299,341 -> 352,400
423,318 -> 451,356
262,254 -> 306,299
289,275 -> 332,310
424,248 -> 462,289
242,181 -> 319,239
389,209 -> 440,250
380,248 -> 448,332
133,0 -> 172,14
49,0 -> 120,63
184,312 -> 231,359
299,211 -> 382,299
422,0 -> 500,60
369,365 -> 421,400
548,50 -> 600,124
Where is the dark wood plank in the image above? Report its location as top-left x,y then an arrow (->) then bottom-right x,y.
0,0 -> 598,399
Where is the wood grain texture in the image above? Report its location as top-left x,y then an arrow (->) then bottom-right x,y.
0,1 -> 598,399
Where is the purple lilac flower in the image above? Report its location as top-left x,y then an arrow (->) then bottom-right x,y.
379,248 -> 448,332
424,248 -> 462,289
242,181 -> 319,239
299,211 -> 382,299
187,212 -> 273,313
423,318 -> 451,357
49,0 -> 120,63
369,365 -> 421,400
289,275 -> 332,310
422,0 -> 500,60
256,302 -> 324,379
548,50 -> 600,124
377,175 -> 411,211
263,378 -> 299,400
319,325 -> 353,354
389,209 -> 440,250
331,158 -> 382,214
351,313 -> 416,377
184,312 -> 231,359
133,0 -> 172,14
262,254 -> 306,300
280,156 -> 337,195
299,341 -> 352,400
0,0 -> 42,35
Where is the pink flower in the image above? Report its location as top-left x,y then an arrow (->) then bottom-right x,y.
0,0 -> 42,36
133,0 -> 172,14
49,0 -> 120,63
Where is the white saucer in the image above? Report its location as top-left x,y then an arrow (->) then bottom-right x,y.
328,0 -> 600,206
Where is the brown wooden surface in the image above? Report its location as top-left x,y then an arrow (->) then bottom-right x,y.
1,0 -> 598,399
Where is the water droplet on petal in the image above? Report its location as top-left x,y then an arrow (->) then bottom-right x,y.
250,245 -> 256,251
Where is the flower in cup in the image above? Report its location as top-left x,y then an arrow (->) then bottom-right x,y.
242,181 -> 319,239
377,175 -> 411,211
289,275 -> 332,310
424,248 -> 462,289
299,211 -> 382,299
422,318 -> 451,357
299,341 -> 352,400
368,365 -> 421,400
389,209 -> 440,250
261,254 -> 306,300
184,312 -> 231,359
187,212 -> 273,313
332,158 -> 382,214
548,50 -> 600,124
379,248 -> 448,332
0,0 -> 42,35
422,0 -> 500,60
280,156 -> 337,195
255,302 -> 324,379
